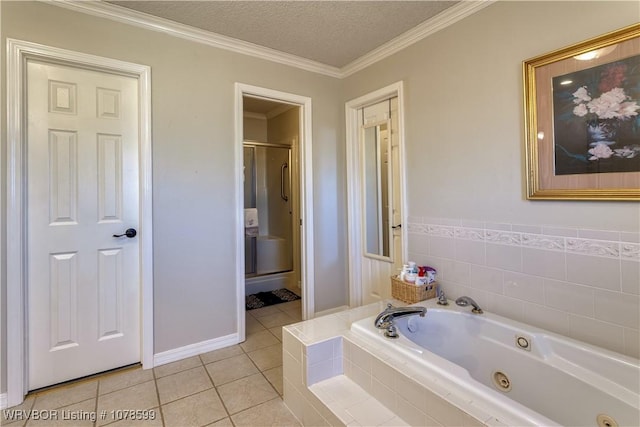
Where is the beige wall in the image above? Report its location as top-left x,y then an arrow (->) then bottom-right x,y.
2,0 -> 639,396
342,2 -> 640,356
268,107 -> 299,144
343,1 -> 639,230
0,1 -> 347,393
243,116 -> 268,142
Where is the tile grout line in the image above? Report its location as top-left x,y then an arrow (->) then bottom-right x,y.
93,378 -> 100,427
200,353 -> 237,426
151,365 -> 166,427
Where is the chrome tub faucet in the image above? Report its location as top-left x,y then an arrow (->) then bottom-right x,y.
455,296 -> 483,314
374,303 -> 427,338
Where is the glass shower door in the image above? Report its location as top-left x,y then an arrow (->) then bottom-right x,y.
244,143 -> 293,277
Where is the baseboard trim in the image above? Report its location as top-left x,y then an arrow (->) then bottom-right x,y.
1,393 -> 8,410
314,305 -> 350,318
153,333 -> 240,367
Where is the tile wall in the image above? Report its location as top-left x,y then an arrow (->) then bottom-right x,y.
406,217 -> 640,358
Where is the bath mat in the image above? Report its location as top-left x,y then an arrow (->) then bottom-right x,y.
246,288 -> 300,310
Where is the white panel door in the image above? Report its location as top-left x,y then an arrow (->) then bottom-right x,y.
27,60 -> 140,390
359,98 -> 402,304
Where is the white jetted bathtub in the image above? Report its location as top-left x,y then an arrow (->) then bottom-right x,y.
351,300 -> 640,427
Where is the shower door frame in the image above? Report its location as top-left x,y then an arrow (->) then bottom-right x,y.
234,83 -> 315,341
243,141 -> 294,278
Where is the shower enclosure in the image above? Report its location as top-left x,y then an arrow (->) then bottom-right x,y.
244,142 -> 293,279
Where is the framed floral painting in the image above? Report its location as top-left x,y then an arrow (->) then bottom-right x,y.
523,23 -> 640,200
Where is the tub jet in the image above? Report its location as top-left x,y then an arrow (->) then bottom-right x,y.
492,371 -> 512,392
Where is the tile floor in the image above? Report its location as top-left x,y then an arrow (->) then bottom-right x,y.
3,301 -> 303,427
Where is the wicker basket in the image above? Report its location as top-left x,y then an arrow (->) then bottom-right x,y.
391,276 -> 437,304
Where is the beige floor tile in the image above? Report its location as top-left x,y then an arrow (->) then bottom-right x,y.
240,330 -> 280,353
204,354 -> 259,386
102,408 -> 162,427
2,394 -> 35,425
161,388 -> 227,427
156,366 -> 212,405
246,315 -> 267,335
99,367 -> 155,395
32,380 -> 98,411
283,310 -> 303,323
248,305 -> 282,319
153,356 -> 202,379
230,398 -> 301,427
278,300 -> 301,312
263,367 -> 284,395
26,398 -> 96,426
206,417 -> 234,426
268,326 -> 283,341
256,312 -> 298,329
247,344 -> 283,371
199,345 -> 243,365
217,374 -> 278,415
96,381 -> 158,426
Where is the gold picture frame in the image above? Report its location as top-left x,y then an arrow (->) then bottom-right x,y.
523,23 -> 640,201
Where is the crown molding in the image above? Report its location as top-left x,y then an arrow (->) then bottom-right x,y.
47,0 -> 343,78
46,0 -> 491,79
341,0 -> 495,77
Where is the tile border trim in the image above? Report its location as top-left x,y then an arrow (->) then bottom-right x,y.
408,221 -> 640,261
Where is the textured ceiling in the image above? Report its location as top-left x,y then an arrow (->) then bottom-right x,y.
107,1 -> 458,68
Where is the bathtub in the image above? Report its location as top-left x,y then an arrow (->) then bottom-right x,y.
351,299 -> 640,427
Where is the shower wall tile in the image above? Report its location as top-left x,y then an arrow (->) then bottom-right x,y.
484,294 -> 525,323
578,229 -> 620,242
522,303 -> 570,338
620,232 -> 640,243
407,233 -> 428,255
522,247 -> 566,281
455,239 -> 485,265
503,272 -> 544,304
568,315 -> 625,355
544,279 -> 595,317
566,254 -> 620,291
621,260 -> 640,295
512,224 -> 542,234
593,290 -> 640,329
470,266 -> 504,294
542,226 -> 578,238
623,328 -> 640,359
406,218 -> 639,358
486,243 -> 522,272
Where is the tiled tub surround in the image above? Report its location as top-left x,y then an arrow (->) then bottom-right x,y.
406,219 -> 640,359
284,303 -> 506,427
283,301 -> 640,427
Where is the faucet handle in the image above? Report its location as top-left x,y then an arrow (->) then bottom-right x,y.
437,290 -> 448,306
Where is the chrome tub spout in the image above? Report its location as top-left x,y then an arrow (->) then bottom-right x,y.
374,303 -> 427,329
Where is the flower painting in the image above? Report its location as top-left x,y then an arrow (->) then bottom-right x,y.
552,55 -> 640,175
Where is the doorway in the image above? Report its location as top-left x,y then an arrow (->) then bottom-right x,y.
6,39 -> 153,407
234,84 -> 315,341
345,82 -> 407,306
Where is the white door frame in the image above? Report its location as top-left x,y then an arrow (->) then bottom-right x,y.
345,81 -> 407,307
234,83 -> 315,339
6,39 -> 154,407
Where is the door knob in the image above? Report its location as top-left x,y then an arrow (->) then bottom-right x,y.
113,228 -> 137,238
391,224 -> 402,229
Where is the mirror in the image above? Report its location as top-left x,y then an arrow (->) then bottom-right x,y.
362,120 -> 392,260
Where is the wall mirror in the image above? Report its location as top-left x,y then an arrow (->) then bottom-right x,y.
362,120 -> 393,261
